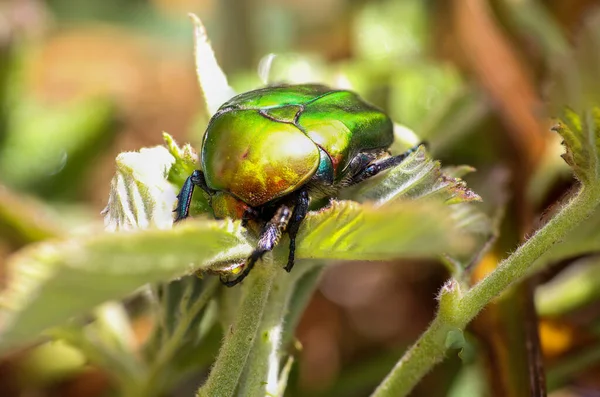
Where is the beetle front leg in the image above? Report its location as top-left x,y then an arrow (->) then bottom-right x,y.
241,207 -> 260,228
284,189 -> 309,273
348,142 -> 426,186
221,205 -> 292,287
174,170 -> 214,222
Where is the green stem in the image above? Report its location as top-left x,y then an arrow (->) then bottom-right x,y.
196,256 -> 277,397
460,186 -> 599,314
372,185 -> 600,397
239,272 -> 292,396
240,261 -> 320,396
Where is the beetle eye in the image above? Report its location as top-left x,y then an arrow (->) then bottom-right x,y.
365,164 -> 378,175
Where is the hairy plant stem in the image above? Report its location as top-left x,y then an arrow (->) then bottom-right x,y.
196,255 -> 277,397
239,271 -> 293,396
240,261 -> 322,396
372,185 -> 600,397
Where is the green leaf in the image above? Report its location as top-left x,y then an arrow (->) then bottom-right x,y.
388,64 -> 463,132
297,200 -> 472,261
554,108 -> 600,184
0,196 -> 476,351
0,97 -> 117,199
189,13 -> 236,116
343,146 -> 481,205
341,146 -> 490,246
102,145 -> 177,231
0,218 -> 252,350
0,186 -> 63,247
1,154 -> 483,351
535,256 -> 600,317
447,364 -> 489,397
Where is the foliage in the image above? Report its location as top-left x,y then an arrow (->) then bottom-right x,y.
1,1 -> 600,397
0,12 -> 490,397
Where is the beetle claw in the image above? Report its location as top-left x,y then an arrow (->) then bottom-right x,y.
220,274 -> 241,287
284,261 -> 294,273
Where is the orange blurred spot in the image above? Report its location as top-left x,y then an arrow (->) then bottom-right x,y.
539,320 -> 574,358
131,315 -> 154,349
471,252 -> 499,284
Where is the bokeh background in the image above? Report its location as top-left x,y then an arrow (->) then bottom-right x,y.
1,0 -> 600,396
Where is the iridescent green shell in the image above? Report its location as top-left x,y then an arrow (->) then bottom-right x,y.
202,84 -> 393,207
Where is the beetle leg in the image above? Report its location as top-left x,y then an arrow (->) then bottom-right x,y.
348,142 -> 426,186
284,189 -> 309,273
174,170 -> 214,222
221,205 -> 292,287
241,207 -> 260,228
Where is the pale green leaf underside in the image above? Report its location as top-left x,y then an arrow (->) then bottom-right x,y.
0,198 -> 469,350
0,219 -> 251,349
342,146 -> 488,240
297,200 -> 471,260
103,146 -> 176,231
343,146 -> 481,205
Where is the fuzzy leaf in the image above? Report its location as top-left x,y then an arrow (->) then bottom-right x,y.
103,146 -> 177,232
341,147 -> 489,242
0,198 -> 473,351
297,200 -> 472,261
164,133 -> 199,185
189,13 -> 236,116
343,146 -> 481,205
0,219 -> 252,350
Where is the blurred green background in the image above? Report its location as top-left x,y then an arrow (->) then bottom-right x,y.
1,0 -> 600,396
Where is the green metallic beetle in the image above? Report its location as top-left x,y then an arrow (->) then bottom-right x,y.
175,84 -> 421,287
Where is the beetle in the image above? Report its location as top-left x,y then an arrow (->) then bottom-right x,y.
175,84 -> 422,287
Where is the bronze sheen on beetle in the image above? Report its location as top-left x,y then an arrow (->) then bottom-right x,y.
175,84 -> 422,287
